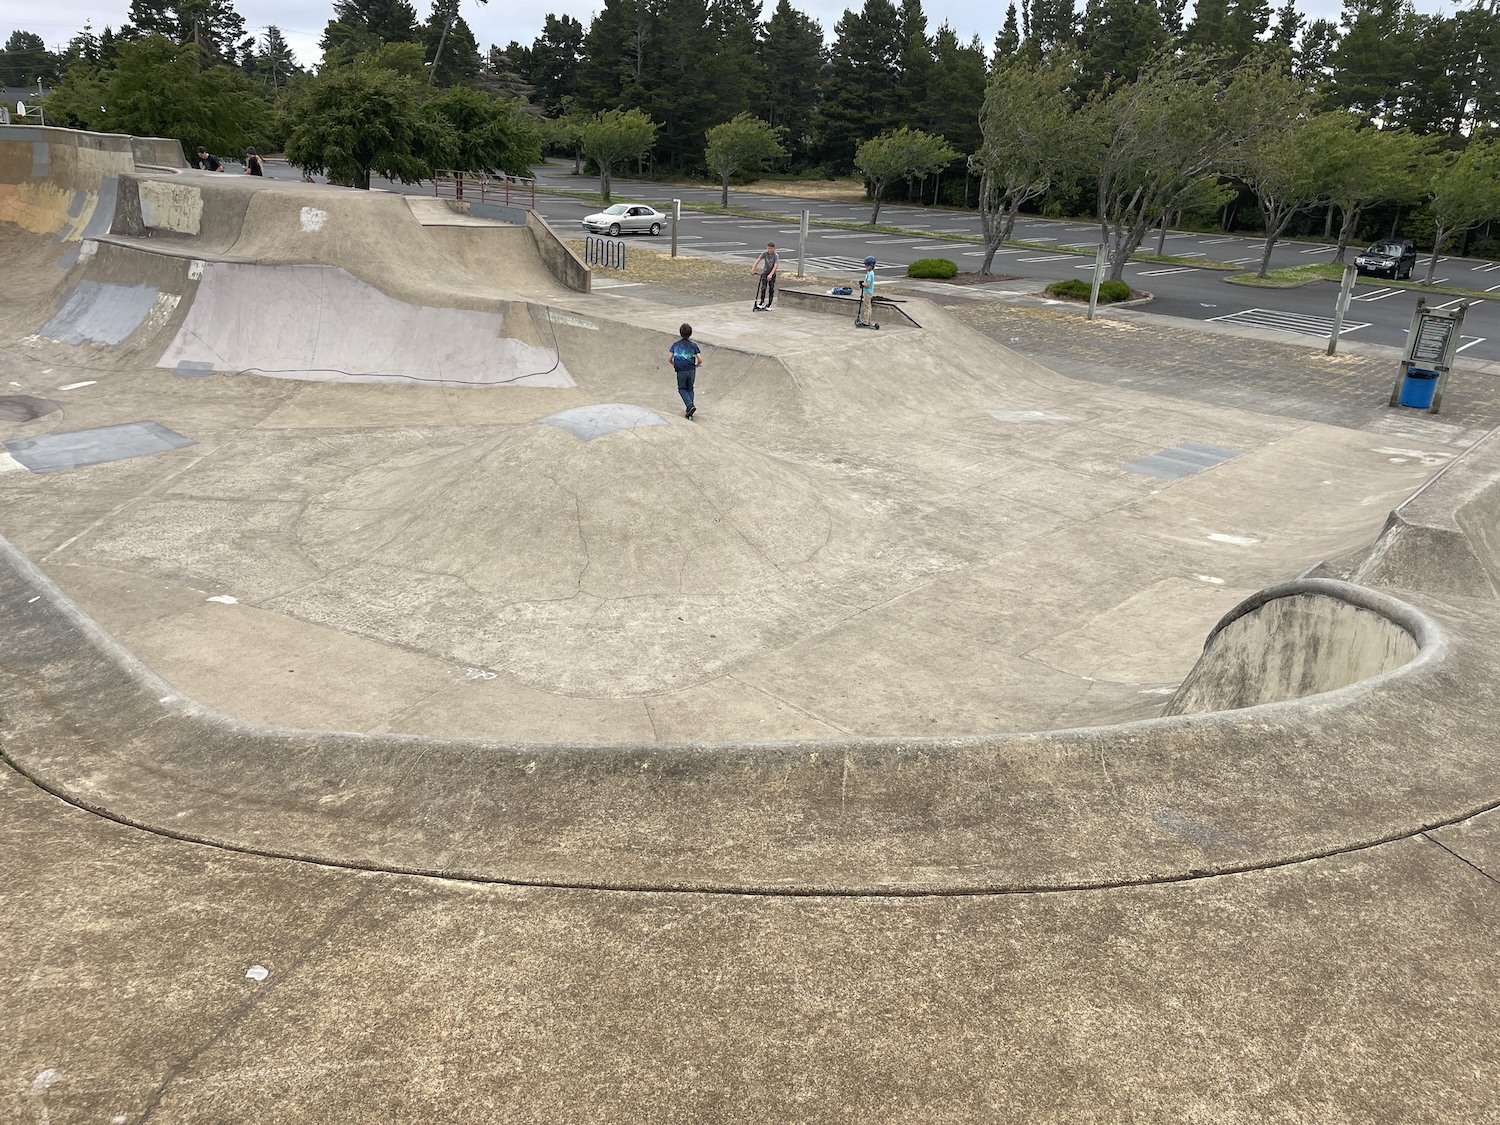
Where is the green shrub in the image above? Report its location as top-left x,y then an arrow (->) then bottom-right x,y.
907,257 -> 958,279
1045,278 -> 1132,302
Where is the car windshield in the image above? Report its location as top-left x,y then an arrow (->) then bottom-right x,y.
602,204 -> 629,215
1367,242 -> 1403,255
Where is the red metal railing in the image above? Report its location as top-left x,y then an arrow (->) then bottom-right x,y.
432,170 -> 536,209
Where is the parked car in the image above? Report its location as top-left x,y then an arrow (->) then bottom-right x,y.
1354,239 -> 1416,280
580,204 -> 665,236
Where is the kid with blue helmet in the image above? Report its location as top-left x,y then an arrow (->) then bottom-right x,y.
856,256 -> 879,329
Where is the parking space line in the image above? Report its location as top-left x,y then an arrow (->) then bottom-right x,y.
1137,266 -> 1198,275
1351,288 -> 1399,301
1018,254 -> 1073,262
1457,336 -> 1487,353
1299,245 -> 1336,254
1208,307 -> 1370,337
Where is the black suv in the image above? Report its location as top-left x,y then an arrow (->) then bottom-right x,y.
1354,239 -> 1416,280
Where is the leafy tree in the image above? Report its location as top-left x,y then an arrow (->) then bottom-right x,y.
756,0 -> 826,165
819,0 -> 904,171
581,107 -> 657,201
525,14 -> 584,113
425,85 -> 542,174
283,63 -> 451,188
705,113 -> 787,205
1421,139 -> 1500,284
1294,17 -> 1338,86
1087,51 -> 1295,280
425,0 -> 486,86
1,31 -> 57,88
971,57 -> 1078,272
854,126 -> 957,223
50,35 -> 265,152
1236,108 -> 1331,276
1312,113 -> 1428,262
125,0 -> 252,66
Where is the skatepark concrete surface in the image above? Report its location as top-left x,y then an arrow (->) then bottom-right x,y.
4,127 -> 1500,1122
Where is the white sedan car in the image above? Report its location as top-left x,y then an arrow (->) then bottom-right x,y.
580,204 -> 666,236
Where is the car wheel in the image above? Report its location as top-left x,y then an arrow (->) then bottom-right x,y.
1400,264 -> 1412,280
650,222 -> 661,235
608,223 -> 621,236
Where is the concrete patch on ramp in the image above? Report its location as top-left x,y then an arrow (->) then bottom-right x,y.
3,421 -> 196,474
540,404 -> 668,441
157,263 -> 574,387
40,281 -> 162,345
137,179 -> 203,235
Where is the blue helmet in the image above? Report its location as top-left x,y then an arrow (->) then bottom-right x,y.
864,256 -> 877,267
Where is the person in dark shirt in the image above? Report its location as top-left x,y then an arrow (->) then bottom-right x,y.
195,147 -> 223,172
244,146 -> 264,176
668,323 -> 702,418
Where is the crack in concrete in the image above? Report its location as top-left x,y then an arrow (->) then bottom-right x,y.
1422,831 -> 1500,887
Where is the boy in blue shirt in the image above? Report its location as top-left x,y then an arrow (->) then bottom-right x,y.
856,255 -> 879,329
669,323 -> 702,418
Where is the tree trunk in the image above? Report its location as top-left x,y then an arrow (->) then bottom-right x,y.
354,165 -> 370,190
1334,206 -> 1360,264
429,16 -> 453,85
1156,217 -> 1166,255
721,175 -> 730,207
1324,204 -> 1334,238
600,165 -> 611,204
1001,207 -> 1018,243
933,174 -> 940,206
870,192 -> 882,225
1257,235 -> 1277,278
1424,225 -> 1452,285
573,146 -> 582,175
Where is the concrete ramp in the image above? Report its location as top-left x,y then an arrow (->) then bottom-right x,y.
157,262 -> 574,387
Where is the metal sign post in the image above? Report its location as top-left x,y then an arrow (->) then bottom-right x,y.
670,198 -> 680,258
1086,243 -> 1108,321
1388,297 -> 1468,414
1326,263 -> 1357,355
798,209 -> 810,278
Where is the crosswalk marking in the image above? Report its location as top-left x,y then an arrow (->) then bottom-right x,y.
1208,307 -> 1371,337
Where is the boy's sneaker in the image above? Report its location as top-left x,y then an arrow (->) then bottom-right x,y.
686,404 -> 696,418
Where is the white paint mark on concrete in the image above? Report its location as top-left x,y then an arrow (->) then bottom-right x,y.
159,695 -> 174,703
299,206 -> 328,232
549,312 -> 599,331
79,239 -> 97,262
1195,575 -> 1226,585
113,1115 -> 128,1124
27,595 -> 40,603
465,667 -> 497,680
1138,687 -> 1178,694
206,594 -> 238,604
0,452 -> 29,474
245,965 -> 269,981
989,409 -> 1074,423
29,1068 -> 62,1094
56,380 -> 96,390
188,259 -> 205,280
1373,446 -> 1450,466
144,292 -> 182,332
1207,533 -> 1260,546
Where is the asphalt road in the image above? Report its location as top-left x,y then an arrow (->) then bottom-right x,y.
261,159 -> 1500,364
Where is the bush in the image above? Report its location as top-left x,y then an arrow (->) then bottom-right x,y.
907,257 -> 958,279
1045,278 -> 1132,302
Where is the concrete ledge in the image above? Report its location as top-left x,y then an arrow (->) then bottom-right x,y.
6,530 -> 1500,896
527,210 -> 590,293
777,288 -> 922,327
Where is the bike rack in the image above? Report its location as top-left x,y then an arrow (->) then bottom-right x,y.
584,237 -> 627,270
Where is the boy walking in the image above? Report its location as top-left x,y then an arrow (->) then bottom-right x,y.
751,242 -> 778,311
669,323 -> 702,418
856,255 -> 879,329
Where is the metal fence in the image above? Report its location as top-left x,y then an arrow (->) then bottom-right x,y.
432,171 -> 536,208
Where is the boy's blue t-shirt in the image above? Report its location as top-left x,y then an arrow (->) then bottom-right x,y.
670,339 -> 700,370
861,268 -> 876,294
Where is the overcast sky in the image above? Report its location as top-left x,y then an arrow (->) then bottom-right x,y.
4,0 -> 1463,79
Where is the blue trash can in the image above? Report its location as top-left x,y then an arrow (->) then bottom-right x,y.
1399,369 -> 1439,409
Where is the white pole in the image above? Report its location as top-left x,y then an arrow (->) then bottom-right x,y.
798,209 -> 809,278
1327,262 -> 1357,355
1087,243 -> 1108,321
671,198 -> 680,259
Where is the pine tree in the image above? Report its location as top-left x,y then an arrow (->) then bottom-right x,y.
1029,0 -> 1077,50
321,0 -> 421,62
757,0 -> 826,163
818,0 -> 904,171
0,31 -> 57,87
921,24 -> 985,154
574,0 -> 650,110
897,0 -> 933,112
526,14 -> 584,113
1327,0 -> 1418,120
1079,0 -> 1166,92
994,4 -> 1021,61
1270,0 -> 1304,47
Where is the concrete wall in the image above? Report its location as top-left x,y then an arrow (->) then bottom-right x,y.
1166,580 -> 1428,715
779,288 -> 922,327
1353,428 -> 1500,599
527,210 -> 590,293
